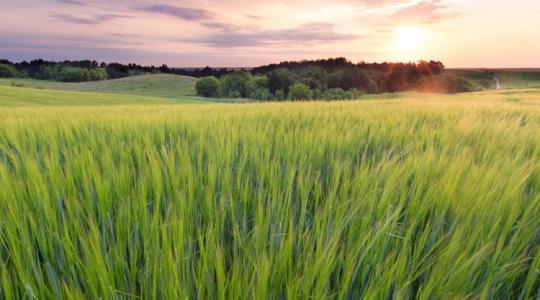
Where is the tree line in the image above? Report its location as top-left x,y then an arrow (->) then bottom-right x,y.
0,59 -> 238,82
1,57 -> 476,96
196,58 -> 447,100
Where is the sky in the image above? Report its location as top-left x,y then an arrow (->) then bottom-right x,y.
0,0 -> 539,68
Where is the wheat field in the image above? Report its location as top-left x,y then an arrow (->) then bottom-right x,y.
0,88 -> 539,299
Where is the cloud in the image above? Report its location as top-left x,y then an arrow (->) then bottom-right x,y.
244,14 -> 266,21
142,4 -> 213,21
389,0 -> 460,24
202,22 -> 239,31
193,22 -> 359,48
58,0 -> 88,6
356,0 -> 411,7
52,14 -> 131,25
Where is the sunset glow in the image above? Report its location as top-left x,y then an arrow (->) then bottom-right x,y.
396,27 -> 427,52
1,0 -> 539,67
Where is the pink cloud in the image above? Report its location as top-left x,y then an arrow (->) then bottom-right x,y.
389,1 -> 461,24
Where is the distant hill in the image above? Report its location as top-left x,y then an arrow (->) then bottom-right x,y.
0,85 -> 199,106
492,70 -> 540,89
447,69 -> 540,90
0,74 -> 197,99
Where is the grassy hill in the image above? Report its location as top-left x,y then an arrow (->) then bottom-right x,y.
0,74 -> 197,99
0,88 -> 539,298
0,85 -> 199,106
445,69 -> 496,88
445,69 -> 540,90
492,69 -> 540,89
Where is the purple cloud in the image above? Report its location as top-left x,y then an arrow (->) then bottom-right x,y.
142,4 -> 213,21
52,14 -> 131,25
202,22 -> 239,32
58,0 -> 88,6
193,22 -> 359,48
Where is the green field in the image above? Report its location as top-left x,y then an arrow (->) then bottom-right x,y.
0,74 -> 198,99
0,85 -> 199,106
0,86 -> 539,298
446,69 -> 540,90
493,70 -> 540,89
444,69 -> 496,89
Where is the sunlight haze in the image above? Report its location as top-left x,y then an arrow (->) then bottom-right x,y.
0,0 -> 539,67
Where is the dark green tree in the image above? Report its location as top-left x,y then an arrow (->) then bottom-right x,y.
328,68 -> 370,91
0,64 -> 22,78
221,71 -> 251,98
288,83 -> 313,100
245,75 -> 272,100
195,76 -> 222,97
267,68 -> 295,94
299,66 -> 328,91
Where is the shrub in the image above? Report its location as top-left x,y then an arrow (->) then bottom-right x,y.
449,77 -> 477,93
88,68 -> 108,81
248,87 -> 272,101
322,88 -> 362,100
288,83 -> 313,100
274,89 -> 286,101
221,71 -> 251,98
195,76 -> 222,97
322,88 -> 346,100
245,75 -> 269,99
228,90 -> 242,98
11,81 -> 24,87
345,89 -> 363,99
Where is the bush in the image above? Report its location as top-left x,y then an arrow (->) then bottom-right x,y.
449,77 -> 477,93
345,89 -> 363,99
274,89 -> 286,101
228,90 -> 242,98
0,64 -> 22,78
221,71 -> 251,98
321,88 -> 350,100
88,68 -> 108,81
10,81 -> 24,87
245,75 -> 269,99
321,88 -> 362,100
195,76 -> 222,97
248,88 -> 272,101
288,83 -> 313,100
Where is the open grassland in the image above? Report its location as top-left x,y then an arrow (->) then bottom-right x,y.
0,89 -> 539,298
447,69 -> 540,90
0,85 -> 201,106
0,74 -> 197,99
493,70 -> 540,89
444,69 -> 496,89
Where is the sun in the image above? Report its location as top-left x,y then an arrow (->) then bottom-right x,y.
395,27 -> 427,52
